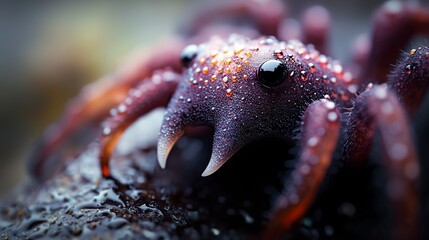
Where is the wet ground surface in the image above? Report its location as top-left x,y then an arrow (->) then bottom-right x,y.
0,134 -> 407,240
1,106 -> 428,239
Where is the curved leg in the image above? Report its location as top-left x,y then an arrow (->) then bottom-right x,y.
345,84 -> 419,240
180,0 -> 286,37
263,99 -> 341,239
300,6 -> 331,54
278,5 -> 331,55
98,70 -> 181,178
29,38 -> 185,180
357,1 -> 429,85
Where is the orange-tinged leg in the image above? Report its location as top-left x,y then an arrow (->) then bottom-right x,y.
98,70 -> 181,178
345,84 -> 419,240
356,1 -> 429,85
263,99 -> 341,239
30,38 -> 184,180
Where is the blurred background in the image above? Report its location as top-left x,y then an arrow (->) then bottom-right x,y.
1,0 -> 427,196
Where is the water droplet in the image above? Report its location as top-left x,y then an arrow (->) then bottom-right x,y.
103,127 -> 111,135
308,63 -> 316,72
300,71 -> 308,81
222,76 -> 228,83
327,111 -> 338,122
274,49 -> 284,58
307,137 -> 319,147
107,218 -> 129,230
318,55 -> 328,65
240,210 -> 254,224
343,71 -> 353,83
110,108 -> 118,116
118,104 -> 127,113
212,228 -> 221,236
347,84 -> 358,94
68,223 -> 83,236
202,66 -> 209,75
322,75 -> 329,84
210,59 -> 217,66
333,62 -> 343,74
186,98 -> 192,103
140,204 -> 164,217
405,64 -> 412,74
374,85 -> 388,99
124,97 -> 133,105
260,37 -> 276,45
297,47 -> 306,55
325,101 -> 335,110
234,45 -> 244,54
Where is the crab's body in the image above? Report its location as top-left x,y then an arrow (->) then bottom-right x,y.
158,35 -> 354,176
31,1 -> 429,239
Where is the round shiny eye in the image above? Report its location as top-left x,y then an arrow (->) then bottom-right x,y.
180,44 -> 199,67
257,59 -> 287,87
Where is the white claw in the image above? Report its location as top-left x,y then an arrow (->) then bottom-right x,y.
201,155 -> 228,177
157,130 -> 184,169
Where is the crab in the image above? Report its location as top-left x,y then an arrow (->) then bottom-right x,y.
30,0 -> 429,239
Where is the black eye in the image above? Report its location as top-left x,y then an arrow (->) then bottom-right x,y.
257,60 -> 287,87
180,44 -> 199,67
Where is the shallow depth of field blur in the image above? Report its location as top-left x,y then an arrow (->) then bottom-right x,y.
2,0 -> 426,196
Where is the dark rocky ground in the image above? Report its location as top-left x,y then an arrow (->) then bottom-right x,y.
1,105 -> 429,240
0,140 -> 418,239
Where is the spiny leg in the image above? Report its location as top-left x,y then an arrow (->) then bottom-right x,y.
263,99 -> 341,239
98,70 -> 180,178
345,84 -> 419,240
357,1 -> 429,85
30,38 -> 184,180
388,46 -> 429,115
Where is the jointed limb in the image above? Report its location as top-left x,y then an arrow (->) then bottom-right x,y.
264,99 -> 340,239
30,38 -> 185,180
99,70 -> 181,178
345,84 -> 419,240
357,1 -> 429,85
